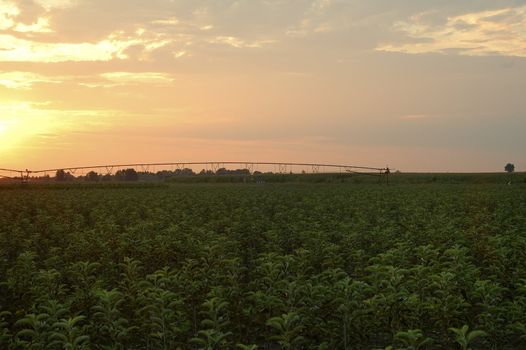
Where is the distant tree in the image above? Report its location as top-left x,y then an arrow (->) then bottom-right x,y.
55,169 -> 74,181
216,168 -> 228,176
199,169 -> 214,176
85,171 -> 100,182
505,163 -> 515,173
56,169 -> 67,181
115,168 -> 138,181
115,170 -> 124,181
238,168 -> 251,176
156,170 -> 169,180
216,168 -> 250,176
180,168 -> 195,176
125,169 -> 138,181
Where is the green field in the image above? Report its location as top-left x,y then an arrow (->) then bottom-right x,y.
1,178 -> 526,349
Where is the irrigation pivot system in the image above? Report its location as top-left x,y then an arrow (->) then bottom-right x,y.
0,161 -> 391,183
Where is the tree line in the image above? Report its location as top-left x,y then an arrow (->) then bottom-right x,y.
52,168 -> 253,182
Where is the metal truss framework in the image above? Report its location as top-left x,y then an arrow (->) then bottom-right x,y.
0,162 -> 390,183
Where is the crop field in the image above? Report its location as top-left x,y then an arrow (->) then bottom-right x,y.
1,179 -> 526,349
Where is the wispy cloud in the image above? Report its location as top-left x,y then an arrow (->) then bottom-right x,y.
100,72 -> 175,85
0,1 -> 277,63
1,2 -> 50,32
0,71 -> 61,89
285,0 -> 335,37
14,17 -> 52,33
400,114 -> 433,121
209,35 -> 275,48
0,70 -> 175,90
378,6 -> 526,58
33,0 -> 78,11
0,2 -> 17,29
0,30 -> 169,62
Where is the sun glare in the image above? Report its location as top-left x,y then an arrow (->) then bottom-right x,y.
0,103 -> 57,153
0,101 -> 113,159
0,120 -> 7,133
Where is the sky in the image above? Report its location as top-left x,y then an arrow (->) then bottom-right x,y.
0,0 -> 525,172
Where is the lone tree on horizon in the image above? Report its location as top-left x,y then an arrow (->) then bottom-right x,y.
505,163 -> 515,173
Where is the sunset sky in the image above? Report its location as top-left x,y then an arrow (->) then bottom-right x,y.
0,0 -> 525,172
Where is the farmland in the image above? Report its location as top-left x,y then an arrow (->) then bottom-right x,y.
1,178 -> 526,349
